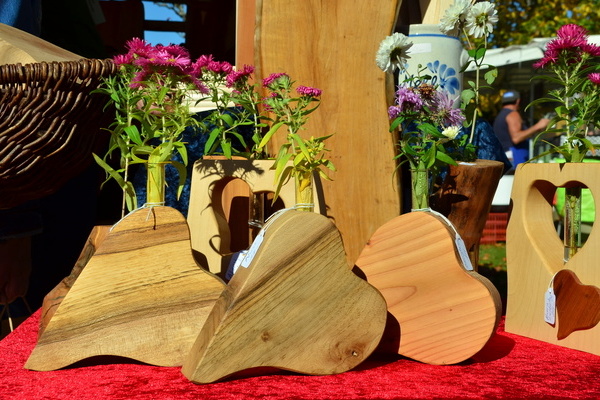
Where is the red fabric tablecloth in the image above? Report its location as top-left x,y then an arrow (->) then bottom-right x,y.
1,311 -> 599,400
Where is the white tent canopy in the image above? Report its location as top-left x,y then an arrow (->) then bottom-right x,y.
465,35 -> 600,71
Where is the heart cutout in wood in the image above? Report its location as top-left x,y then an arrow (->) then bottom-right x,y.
25,206 -> 225,371
553,269 -> 600,340
355,211 -> 502,365
523,164 -> 597,272
181,210 -> 387,384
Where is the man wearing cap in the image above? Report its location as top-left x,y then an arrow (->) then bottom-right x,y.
493,90 -> 549,168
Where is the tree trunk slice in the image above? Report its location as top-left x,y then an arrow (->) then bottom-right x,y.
432,159 -> 504,266
25,206 -> 225,371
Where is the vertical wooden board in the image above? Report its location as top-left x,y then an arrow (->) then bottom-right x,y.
235,0 -> 256,66
419,0 -> 453,24
254,0 -> 403,264
505,163 -> 600,355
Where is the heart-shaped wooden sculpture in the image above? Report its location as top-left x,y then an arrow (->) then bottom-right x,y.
25,206 -> 225,371
553,269 -> 600,340
355,211 -> 502,365
182,210 -> 387,384
506,162 -> 600,355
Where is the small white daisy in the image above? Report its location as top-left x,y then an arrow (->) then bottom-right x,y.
375,32 -> 412,74
465,1 -> 498,39
439,0 -> 472,35
441,125 -> 461,140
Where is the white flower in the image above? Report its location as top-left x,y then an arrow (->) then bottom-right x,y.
441,125 -> 461,140
439,0 -> 472,35
465,1 -> 498,39
375,32 -> 412,74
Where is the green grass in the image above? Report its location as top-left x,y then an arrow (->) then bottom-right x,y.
478,243 -> 507,271
478,243 -> 507,314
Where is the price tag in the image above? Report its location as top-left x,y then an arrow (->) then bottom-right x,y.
544,288 -> 556,325
240,230 -> 265,269
455,236 -> 473,271
231,250 -> 248,276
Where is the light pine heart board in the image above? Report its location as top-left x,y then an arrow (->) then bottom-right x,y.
355,211 -> 502,365
182,210 -> 387,383
506,162 -> 600,355
25,206 -> 225,371
254,0 -> 403,265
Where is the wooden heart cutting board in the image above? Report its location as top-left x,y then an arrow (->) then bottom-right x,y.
25,206 -> 225,371
355,211 -> 502,365
182,210 -> 387,383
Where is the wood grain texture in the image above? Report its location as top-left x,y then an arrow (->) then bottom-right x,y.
355,211 -> 502,365
432,160 -> 504,266
506,163 -> 600,355
182,210 -> 387,384
419,0 -> 454,24
0,23 -> 81,64
25,207 -> 225,371
553,269 -> 600,340
38,225 -> 110,337
255,0 -> 403,265
187,159 -> 322,278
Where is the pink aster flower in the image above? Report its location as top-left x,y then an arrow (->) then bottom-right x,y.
225,64 -> 255,88
296,85 -> 322,97
557,24 -> 588,41
589,73 -> 600,85
262,72 -> 289,88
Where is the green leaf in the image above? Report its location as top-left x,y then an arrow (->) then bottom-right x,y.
258,121 -> 285,149
171,160 -> 187,200
484,68 -> 498,85
124,125 -> 143,145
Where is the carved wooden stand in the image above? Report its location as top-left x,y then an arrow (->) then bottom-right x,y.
187,158 -> 322,279
506,162 -> 600,355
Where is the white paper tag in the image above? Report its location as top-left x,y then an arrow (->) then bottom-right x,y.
544,288 -> 556,325
231,250 -> 248,275
240,230 -> 265,269
455,236 -> 473,271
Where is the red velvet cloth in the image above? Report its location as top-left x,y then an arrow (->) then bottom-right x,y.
1,311 -> 599,400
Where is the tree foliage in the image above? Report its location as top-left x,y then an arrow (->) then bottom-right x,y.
492,0 -> 600,47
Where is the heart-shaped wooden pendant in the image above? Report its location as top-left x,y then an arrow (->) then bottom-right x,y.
25,206 -> 225,371
182,210 -> 387,384
554,269 -> 600,340
355,211 -> 502,365
506,162 -> 600,355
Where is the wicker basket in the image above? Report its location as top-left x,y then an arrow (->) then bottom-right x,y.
0,58 -> 117,209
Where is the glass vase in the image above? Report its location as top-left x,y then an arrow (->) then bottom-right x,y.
563,186 -> 582,261
295,171 -> 314,212
410,167 -> 430,211
146,153 -> 166,205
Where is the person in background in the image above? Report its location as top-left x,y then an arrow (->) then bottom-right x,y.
493,90 -> 549,168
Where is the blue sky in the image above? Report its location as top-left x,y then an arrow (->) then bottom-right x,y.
142,1 -> 185,46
